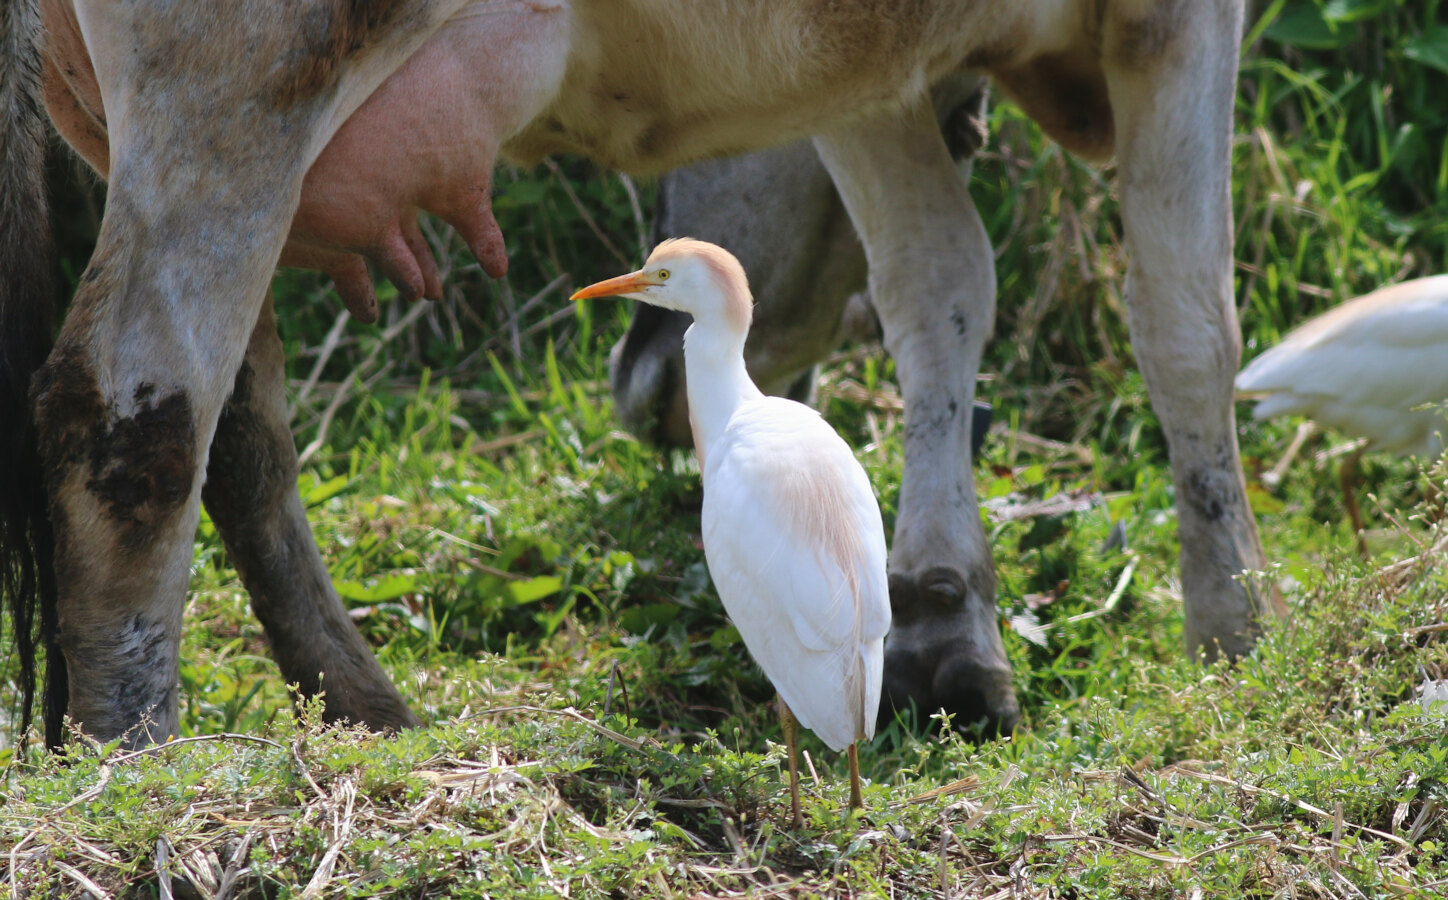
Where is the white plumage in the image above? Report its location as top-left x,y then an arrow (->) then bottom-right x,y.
701,397 -> 889,752
1237,274 -> 1448,457
572,237 -> 890,822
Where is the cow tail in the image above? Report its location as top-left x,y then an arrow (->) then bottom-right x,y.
0,0 -> 64,748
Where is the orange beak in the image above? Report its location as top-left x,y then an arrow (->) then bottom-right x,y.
570,270 -> 654,301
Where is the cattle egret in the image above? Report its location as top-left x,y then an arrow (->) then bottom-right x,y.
1236,275 -> 1448,554
572,239 -> 890,825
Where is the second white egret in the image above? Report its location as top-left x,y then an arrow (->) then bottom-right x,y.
1237,274 -> 1448,553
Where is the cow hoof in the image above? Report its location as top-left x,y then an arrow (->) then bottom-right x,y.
880,566 -> 1021,737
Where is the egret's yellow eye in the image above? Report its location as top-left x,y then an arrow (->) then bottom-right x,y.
657,269 -> 671,281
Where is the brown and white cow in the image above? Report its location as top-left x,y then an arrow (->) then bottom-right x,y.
0,0 -> 1271,749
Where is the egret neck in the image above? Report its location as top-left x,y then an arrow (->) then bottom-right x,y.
681,315 -> 763,460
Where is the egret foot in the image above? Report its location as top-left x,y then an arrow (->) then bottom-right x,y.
779,696 -> 803,829
847,743 -> 863,812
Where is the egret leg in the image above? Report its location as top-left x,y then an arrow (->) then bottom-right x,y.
847,742 -> 863,813
1265,421 -> 1316,489
1340,446 -> 1368,558
778,696 -> 803,828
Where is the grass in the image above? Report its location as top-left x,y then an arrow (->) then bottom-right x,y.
5,1 -> 1448,896
4,417 -> 1447,896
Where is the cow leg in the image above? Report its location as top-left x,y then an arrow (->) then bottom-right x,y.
202,296 -> 418,731
815,98 -> 1020,735
30,0 -> 452,747
32,201 -> 286,747
1102,0 -> 1275,658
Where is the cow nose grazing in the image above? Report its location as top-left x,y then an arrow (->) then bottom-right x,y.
932,657 -> 1021,737
879,565 -> 1021,739
878,648 -> 1020,738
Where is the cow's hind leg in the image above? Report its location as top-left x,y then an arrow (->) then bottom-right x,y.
1101,0 -> 1277,658
815,99 -> 1020,735
203,297 -> 418,730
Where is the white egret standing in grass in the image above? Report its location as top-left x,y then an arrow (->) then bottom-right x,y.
572,238 -> 890,825
1236,274 -> 1448,554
